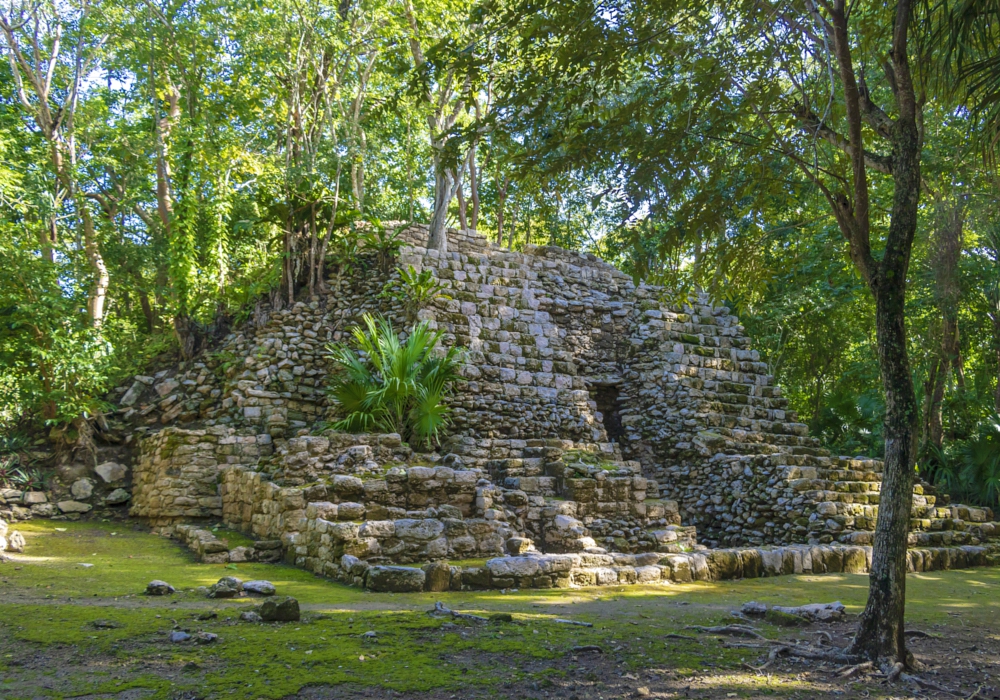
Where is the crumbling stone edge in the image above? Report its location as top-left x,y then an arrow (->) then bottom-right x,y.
160,520 -> 999,593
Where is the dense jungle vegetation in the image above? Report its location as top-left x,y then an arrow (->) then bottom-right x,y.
1,0 -> 999,512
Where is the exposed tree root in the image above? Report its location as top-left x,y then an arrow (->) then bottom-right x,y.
904,629 -> 938,639
428,602 -> 488,623
777,644 -> 855,665
664,633 -> 698,641
814,630 -> 834,645
835,661 -> 874,678
899,672 -> 959,696
684,624 -> 764,639
722,638 -> 857,666
554,618 -> 593,627
743,644 -> 788,672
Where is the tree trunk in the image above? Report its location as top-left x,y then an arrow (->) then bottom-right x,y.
468,146 -> 479,231
848,279 -> 918,665
925,205 -> 965,451
457,173 -> 468,231
80,199 -> 109,327
507,205 -> 518,249
996,343 -> 1000,414
138,288 -> 155,333
847,48 -> 922,663
428,157 -> 463,253
920,355 -> 940,457
173,313 -> 198,361
496,174 -> 509,245
992,315 -> 1000,414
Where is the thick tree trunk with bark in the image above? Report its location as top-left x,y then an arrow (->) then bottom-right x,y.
845,18 -> 922,662
849,279 -> 918,664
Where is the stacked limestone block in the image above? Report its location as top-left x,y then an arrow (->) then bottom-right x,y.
395,231 -> 628,445
108,252 -> 395,436
264,432 -> 413,485
168,523 -> 282,564
353,540 -> 1000,592
130,427 -> 271,526
219,448 -> 517,570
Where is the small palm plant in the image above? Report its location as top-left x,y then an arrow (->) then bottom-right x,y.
360,221 -> 402,274
379,265 -> 450,321
326,314 -> 464,449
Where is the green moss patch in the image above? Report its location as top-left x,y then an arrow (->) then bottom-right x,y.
3,520 -> 1000,698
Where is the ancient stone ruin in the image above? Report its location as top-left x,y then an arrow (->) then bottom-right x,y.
10,224 -> 995,592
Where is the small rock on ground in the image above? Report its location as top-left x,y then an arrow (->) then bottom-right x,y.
146,580 -> 175,596
243,580 -> 276,596
260,596 -> 300,622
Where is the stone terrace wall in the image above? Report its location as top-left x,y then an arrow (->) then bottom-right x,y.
130,427 -> 271,526
220,462 -> 512,567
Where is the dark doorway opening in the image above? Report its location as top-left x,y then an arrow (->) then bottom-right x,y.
592,385 -> 624,443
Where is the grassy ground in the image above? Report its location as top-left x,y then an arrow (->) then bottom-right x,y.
1,520 -> 999,700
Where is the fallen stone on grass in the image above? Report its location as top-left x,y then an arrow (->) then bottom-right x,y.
146,580 -> 176,596
428,601 -> 488,623
170,631 -> 191,643
422,561 -> 451,592
240,611 -> 263,623
260,596 -> 300,622
741,601 -> 767,616
7,531 -> 25,553
772,602 -> 846,622
741,600 -> 846,623
243,580 -> 276,596
208,576 -> 244,599
195,632 -> 218,644
91,619 -> 120,629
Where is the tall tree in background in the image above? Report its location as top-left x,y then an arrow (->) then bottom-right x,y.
0,0 -> 109,327
402,0 -> 473,252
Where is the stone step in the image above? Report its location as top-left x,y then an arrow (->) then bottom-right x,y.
815,469 -> 883,482
805,490 -> 880,504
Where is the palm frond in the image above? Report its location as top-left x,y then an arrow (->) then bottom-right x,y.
325,313 -> 465,449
